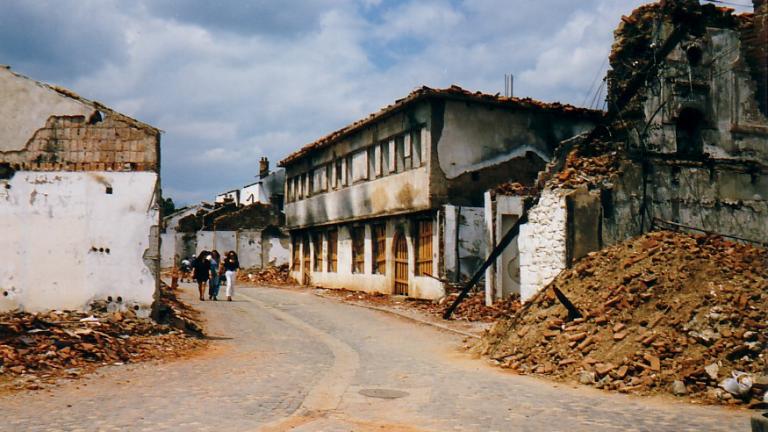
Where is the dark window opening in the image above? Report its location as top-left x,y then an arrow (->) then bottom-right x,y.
88,110 -> 104,125
106,186 -> 113,194
0,163 -> 16,180
312,233 -> 322,272
600,188 -> 614,220
686,46 -> 703,66
671,166 -> 681,186
675,108 -> 704,157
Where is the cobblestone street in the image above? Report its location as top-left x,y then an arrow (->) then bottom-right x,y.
2,283 -> 753,431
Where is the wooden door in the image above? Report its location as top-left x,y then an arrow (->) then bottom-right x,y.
302,235 -> 310,285
393,232 -> 409,295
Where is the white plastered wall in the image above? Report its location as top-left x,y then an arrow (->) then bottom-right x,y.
0,171 -> 158,312
518,189 -> 568,302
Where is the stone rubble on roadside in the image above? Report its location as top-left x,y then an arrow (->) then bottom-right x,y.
478,230 -> 768,406
0,282 -> 205,391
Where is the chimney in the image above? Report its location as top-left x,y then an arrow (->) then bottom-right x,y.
751,0 -> 768,115
259,157 -> 270,179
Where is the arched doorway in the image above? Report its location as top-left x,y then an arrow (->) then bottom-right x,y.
393,231 -> 409,295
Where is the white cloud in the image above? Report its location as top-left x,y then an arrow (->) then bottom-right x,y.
6,0 -> 753,204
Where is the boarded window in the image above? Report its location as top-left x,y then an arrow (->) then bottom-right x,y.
403,133 -> 412,170
335,159 -> 343,188
374,145 -> 382,177
416,220 -> 433,276
312,167 -> 327,193
345,155 -> 352,186
327,229 -> 338,272
312,233 -> 322,272
351,150 -> 368,183
411,129 -> 422,167
381,142 -> 391,176
351,226 -> 365,274
372,224 -> 386,274
395,136 -> 405,172
388,139 -> 396,173
292,236 -> 301,270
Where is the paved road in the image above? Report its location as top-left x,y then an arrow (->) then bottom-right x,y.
2,283 -> 753,431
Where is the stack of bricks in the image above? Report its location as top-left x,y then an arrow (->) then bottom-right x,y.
0,113 -> 159,173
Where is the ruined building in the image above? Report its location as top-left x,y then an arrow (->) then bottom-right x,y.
485,0 -> 768,303
0,66 -> 161,312
281,86 -> 599,299
162,159 -> 290,269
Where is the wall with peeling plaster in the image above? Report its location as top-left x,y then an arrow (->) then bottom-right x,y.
0,67 -> 161,313
0,171 -> 159,311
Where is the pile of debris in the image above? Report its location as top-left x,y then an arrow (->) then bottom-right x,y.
551,143 -> 622,189
238,264 -> 293,286
0,285 -> 205,390
495,181 -> 536,197
320,288 -> 521,323
479,230 -> 767,405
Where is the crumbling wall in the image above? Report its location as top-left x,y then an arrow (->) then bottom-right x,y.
603,160 -> 768,244
0,172 -> 159,312
599,0 -> 768,245
518,189 -> 568,302
0,69 -> 160,313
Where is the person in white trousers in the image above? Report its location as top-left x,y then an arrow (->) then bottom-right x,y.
223,250 -> 240,301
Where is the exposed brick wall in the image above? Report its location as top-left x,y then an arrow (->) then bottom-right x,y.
0,113 -> 159,172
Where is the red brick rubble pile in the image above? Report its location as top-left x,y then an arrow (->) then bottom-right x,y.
0,283 -> 205,391
479,231 -> 767,405
238,264 -> 292,286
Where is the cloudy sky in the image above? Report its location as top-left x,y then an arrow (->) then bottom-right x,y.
0,0 -> 752,205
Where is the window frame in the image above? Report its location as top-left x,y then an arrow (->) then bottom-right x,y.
415,220 -> 433,277
372,224 -> 386,275
351,226 -> 365,274
327,229 -> 338,273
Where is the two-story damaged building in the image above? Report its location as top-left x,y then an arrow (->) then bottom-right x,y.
0,66 -> 161,313
280,86 -> 600,299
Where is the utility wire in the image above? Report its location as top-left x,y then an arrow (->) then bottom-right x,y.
582,57 -> 608,108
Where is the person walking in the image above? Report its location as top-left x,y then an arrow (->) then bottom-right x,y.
208,250 -> 221,301
193,251 -> 211,301
223,251 -> 240,302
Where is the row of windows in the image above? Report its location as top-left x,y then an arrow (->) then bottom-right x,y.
291,221 -> 433,277
286,128 -> 426,203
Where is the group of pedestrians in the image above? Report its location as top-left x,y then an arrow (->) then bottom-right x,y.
191,250 -> 240,302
